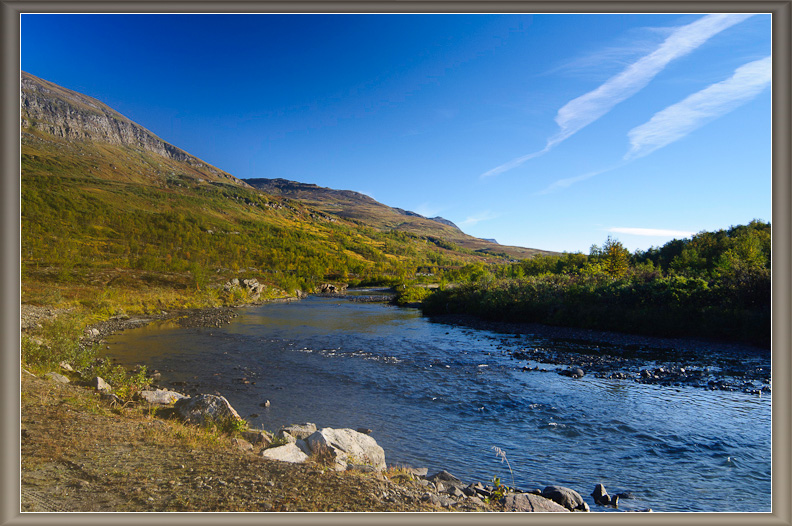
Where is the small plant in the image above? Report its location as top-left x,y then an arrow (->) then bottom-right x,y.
264,436 -> 291,449
202,414 -> 249,435
491,476 -> 510,500
492,446 -> 515,488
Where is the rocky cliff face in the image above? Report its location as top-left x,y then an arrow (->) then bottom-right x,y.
20,71 -> 244,185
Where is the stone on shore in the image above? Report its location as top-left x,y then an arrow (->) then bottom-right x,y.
542,485 -> 589,511
260,443 -> 309,463
306,427 -> 386,472
58,361 -> 74,372
230,438 -> 254,452
504,493 -> 571,512
92,376 -> 111,391
45,372 -> 70,384
138,389 -> 189,405
407,467 -> 429,477
240,430 -> 273,447
278,423 -> 317,440
172,394 -> 243,427
428,470 -> 464,488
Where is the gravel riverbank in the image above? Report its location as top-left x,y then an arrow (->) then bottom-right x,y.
426,313 -> 771,394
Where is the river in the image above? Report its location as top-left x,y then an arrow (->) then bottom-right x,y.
105,293 -> 771,512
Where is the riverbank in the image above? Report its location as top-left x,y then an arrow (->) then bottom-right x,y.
425,312 -> 771,395
25,300 -> 628,513
20,301 -> 480,512
24,296 -> 768,513
21,368 -> 451,512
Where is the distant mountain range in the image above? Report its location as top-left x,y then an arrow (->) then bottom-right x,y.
245,177 -> 529,257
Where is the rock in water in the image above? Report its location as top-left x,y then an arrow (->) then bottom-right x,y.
306,427 -> 386,471
592,483 -> 609,505
173,394 -> 243,427
542,485 -> 589,511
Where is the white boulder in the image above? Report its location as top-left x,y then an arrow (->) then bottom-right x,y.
306,427 -> 386,471
260,443 -> 309,463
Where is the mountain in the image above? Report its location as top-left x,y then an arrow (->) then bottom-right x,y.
246,178 -> 547,259
21,72 -> 551,294
21,72 -> 247,188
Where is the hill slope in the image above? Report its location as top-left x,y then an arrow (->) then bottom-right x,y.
20,72 -> 548,296
246,178 -> 549,260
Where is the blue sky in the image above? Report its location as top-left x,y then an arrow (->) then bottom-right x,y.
21,13 -> 771,253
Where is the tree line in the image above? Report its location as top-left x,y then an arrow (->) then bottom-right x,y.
420,221 -> 771,347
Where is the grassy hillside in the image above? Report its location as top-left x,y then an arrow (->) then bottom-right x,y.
246,177 -> 552,260
21,72 -> 544,310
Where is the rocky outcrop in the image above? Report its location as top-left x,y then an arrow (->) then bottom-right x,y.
317,283 -> 347,294
20,71 -> 245,186
223,278 -> 266,301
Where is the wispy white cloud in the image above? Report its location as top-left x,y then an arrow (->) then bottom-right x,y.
609,227 -> 696,237
480,13 -> 753,178
535,163 -> 624,195
552,14 -> 753,146
459,211 -> 499,227
625,55 -> 771,160
480,146 -> 551,178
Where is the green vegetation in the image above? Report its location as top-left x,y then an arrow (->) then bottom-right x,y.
21,310 -> 152,402
393,284 -> 435,305
422,221 -> 770,347
21,137 -> 513,303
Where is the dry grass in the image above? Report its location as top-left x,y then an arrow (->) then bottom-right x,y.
20,372 -> 452,512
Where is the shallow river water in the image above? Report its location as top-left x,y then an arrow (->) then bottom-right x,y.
105,294 -> 771,512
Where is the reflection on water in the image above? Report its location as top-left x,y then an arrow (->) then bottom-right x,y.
106,296 -> 771,512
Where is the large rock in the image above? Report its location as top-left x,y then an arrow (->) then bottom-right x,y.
278,423 -> 317,440
504,493 -> 570,512
542,486 -> 589,511
260,443 -> 309,463
173,394 -> 243,427
138,389 -> 189,405
306,428 -> 386,471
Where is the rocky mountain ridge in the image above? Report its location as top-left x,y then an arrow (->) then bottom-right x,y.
248,177 -> 463,232
21,71 -> 246,186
